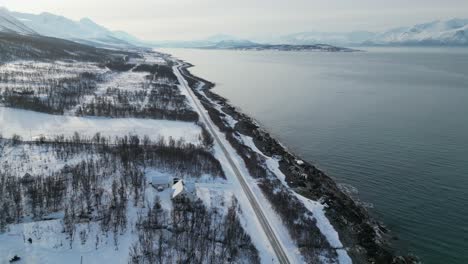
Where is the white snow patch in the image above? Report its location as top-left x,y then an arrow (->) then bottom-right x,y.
0,143 -> 98,177
0,107 -> 203,145
0,219 -> 136,264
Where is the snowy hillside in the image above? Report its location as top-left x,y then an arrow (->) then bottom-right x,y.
12,11 -> 136,47
369,18 -> 468,45
0,7 -> 145,48
0,7 -> 36,35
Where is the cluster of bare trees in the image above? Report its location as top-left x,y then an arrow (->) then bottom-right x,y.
74,61 -> 197,122
0,132 -> 257,260
113,134 -> 224,179
129,197 -> 259,264
0,131 -> 224,234
0,173 -> 23,232
0,72 -> 101,114
77,83 -> 198,122
0,59 -> 197,123
0,171 -> 67,231
133,64 -> 179,84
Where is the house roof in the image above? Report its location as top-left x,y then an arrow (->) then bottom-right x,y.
151,175 -> 168,185
172,180 -> 185,198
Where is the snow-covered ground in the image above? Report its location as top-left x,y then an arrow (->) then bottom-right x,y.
0,219 -> 137,264
0,135 -> 234,263
0,51 -> 268,264
0,155 -> 250,263
0,106 -> 203,145
0,168 -> 164,264
94,70 -> 148,95
0,143 -> 98,178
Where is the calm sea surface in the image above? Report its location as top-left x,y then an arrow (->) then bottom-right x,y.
162,47 -> 468,264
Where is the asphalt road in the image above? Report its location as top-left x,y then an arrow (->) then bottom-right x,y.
174,62 -> 291,264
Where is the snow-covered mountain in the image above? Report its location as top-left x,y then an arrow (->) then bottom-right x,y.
11,11 -> 138,47
0,7 -> 145,48
0,7 -> 36,35
278,19 -> 468,46
156,18 -> 468,49
368,18 -> 468,45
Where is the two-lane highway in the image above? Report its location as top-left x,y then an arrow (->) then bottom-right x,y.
173,62 -> 291,264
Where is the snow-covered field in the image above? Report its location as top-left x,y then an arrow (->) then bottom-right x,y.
0,219 -> 136,264
0,143 -> 97,178
0,128 -> 242,263
0,52 -> 269,264
0,106 -> 202,144
0,149 -> 252,263
0,170 -> 191,264
94,71 -> 149,95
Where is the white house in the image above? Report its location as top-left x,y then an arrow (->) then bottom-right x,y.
171,180 -> 194,200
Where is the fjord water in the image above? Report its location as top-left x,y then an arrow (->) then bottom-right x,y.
163,47 -> 468,263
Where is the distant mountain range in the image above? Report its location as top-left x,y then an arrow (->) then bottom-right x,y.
1,6 -> 467,49
153,19 -> 468,48
0,7 -> 145,48
275,19 -> 468,46
369,18 -> 468,46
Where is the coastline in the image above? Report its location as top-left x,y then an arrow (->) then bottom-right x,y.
175,59 -> 418,264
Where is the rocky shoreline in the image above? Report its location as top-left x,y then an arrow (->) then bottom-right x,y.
176,60 -> 418,264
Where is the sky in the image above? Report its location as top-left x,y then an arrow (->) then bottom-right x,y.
1,0 -> 468,41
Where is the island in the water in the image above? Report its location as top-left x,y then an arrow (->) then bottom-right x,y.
198,40 -> 358,52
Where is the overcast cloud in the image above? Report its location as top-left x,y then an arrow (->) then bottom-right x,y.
1,0 -> 467,40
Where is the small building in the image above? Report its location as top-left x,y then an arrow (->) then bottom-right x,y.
150,175 -> 170,191
296,160 -> 305,166
171,180 -> 194,201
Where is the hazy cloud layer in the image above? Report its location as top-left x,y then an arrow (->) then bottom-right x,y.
1,0 -> 467,40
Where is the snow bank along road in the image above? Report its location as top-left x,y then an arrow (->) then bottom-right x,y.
173,62 -> 291,264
